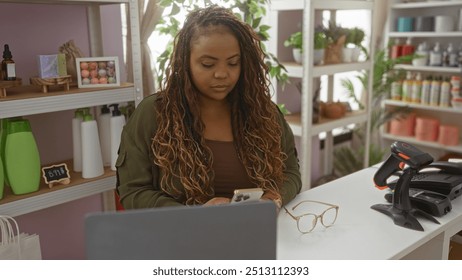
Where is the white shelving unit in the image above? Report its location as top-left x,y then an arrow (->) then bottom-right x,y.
0,0 -> 143,217
383,0 -> 462,159
268,0 -> 375,188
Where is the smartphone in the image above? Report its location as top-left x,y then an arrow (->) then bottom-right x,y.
231,188 -> 264,204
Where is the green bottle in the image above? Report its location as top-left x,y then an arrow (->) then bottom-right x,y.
0,155 -> 4,199
1,117 -> 23,187
5,119 -> 41,195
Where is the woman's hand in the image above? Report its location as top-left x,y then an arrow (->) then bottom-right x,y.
204,197 -> 231,206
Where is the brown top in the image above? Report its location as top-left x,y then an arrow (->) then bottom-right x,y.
205,139 -> 256,198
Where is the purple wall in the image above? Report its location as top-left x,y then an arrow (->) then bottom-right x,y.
0,3 -> 124,259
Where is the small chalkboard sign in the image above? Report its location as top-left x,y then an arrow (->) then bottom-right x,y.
42,163 -> 71,188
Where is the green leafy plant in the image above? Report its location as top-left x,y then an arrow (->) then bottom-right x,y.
155,0 -> 288,88
284,31 -> 302,50
332,46 -> 413,177
314,31 -> 328,50
346,27 -> 365,47
322,21 -> 349,45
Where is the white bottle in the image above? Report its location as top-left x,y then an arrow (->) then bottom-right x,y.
421,76 -> 432,105
430,77 -> 441,107
81,112 -> 104,179
72,109 -> 84,172
440,78 -> 451,107
109,104 -> 126,171
412,42 -> 428,67
97,105 -> 111,167
447,43 -> 458,67
429,42 -> 443,66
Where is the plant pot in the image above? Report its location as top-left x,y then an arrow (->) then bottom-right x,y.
292,48 -> 302,64
351,47 -> 361,62
342,47 -> 354,63
313,49 -> 324,65
324,36 -> 345,64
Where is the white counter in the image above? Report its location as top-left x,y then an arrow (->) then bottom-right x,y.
277,167 -> 462,259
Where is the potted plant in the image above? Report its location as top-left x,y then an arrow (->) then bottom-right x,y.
314,28 -> 328,65
284,31 -> 303,64
321,21 -> 349,64
344,27 -> 366,62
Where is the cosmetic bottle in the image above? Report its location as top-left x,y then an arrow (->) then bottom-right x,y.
411,72 -> 422,103
1,44 -> 16,81
81,112 -> 104,179
446,43 -> 458,67
421,75 -> 432,105
430,77 -> 441,106
109,104 -> 126,171
402,71 -> 413,103
4,119 -> 41,195
412,42 -> 429,67
72,109 -> 84,172
429,42 -> 443,66
0,155 -> 3,199
440,78 -> 451,107
97,105 -> 112,167
401,38 -> 415,63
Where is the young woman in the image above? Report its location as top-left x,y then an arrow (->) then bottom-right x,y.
116,5 -> 301,209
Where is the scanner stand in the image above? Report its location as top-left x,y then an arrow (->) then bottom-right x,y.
371,167 -> 440,231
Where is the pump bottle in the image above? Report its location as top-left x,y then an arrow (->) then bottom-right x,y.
97,105 -> 112,167
429,42 -> 443,66
109,104 -> 126,171
4,119 -> 41,195
81,112 -> 104,179
0,155 -> 3,199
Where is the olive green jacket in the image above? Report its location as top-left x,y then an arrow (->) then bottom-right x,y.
116,94 -> 302,209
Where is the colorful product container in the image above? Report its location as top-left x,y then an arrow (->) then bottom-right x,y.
4,119 -> 41,195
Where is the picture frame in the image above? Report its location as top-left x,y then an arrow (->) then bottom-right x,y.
75,56 -> 120,88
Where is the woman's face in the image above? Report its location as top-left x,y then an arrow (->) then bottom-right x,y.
189,25 -> 241,104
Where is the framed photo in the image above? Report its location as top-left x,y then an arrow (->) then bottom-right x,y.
75,56 -> 120,88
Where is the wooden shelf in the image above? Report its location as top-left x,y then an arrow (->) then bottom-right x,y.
382,133 -> 462,154
285,110 -> 367,137
384,100 -> 462,114
0,160 -> 116,217
0,83 -> 136,118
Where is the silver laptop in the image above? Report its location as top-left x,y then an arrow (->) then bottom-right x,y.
85,201 -> 277,260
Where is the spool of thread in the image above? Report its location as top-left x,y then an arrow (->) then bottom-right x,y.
415,117 -> 439,142
397,17 -> 414,32
434,15 -> 454,32
388,113 -> 416,137
438,125 -> 459,146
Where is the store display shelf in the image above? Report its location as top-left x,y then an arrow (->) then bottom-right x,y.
284,110 -> 367,137
384,99 -> 462,114
382,132 -> 462,154
392,1 -> 462,9
271,0 -> 373,11
0,0 -> 129,4
282,61 -> 371,78
395,64 -> 462,74
388,31 -> 462,38
0,161 -> 116,217
0,83 -> 135,118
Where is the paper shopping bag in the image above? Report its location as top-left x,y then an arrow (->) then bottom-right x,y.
0,215 -> 42,260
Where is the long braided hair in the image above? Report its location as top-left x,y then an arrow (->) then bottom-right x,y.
153,5 -> 286,205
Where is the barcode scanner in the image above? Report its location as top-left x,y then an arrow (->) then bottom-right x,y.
371,141 -> 441,231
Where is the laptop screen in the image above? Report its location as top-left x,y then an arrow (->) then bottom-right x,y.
85,201 -> 277,260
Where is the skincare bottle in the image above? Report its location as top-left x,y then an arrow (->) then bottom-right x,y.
1,44 -> 16,81
430,77 -> 441,106
421,75 -> 432,105
109,104 -> 126,171
401,38 -> 415,63
4,119 -> 41,195
458,43 -> 462,67
446,43 -> 458,67
440,78 -> 451,107
81,112 -> 104,179
0,155 -> 3,199
411,72 -> 422,103
72,109 -> 84,172
97,105 -> 112,167
429,42 -> 443,66
402,71 -> 413,103
412,42 -> 429,67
